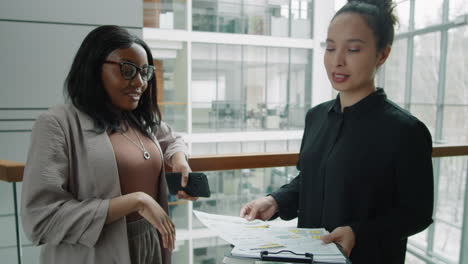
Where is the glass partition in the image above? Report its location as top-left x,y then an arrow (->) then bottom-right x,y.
192,0 -> 314,38
169,166 -> 299,264
192,43 -> 312,133
144,0 -> 187,29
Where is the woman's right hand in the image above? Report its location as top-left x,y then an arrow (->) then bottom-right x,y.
137,193 -> 175,251
240,196 -> 279,221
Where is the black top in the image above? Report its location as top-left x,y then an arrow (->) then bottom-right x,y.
271,88 -> 434,264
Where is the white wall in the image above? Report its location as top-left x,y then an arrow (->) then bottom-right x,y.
0,1 -> 143,263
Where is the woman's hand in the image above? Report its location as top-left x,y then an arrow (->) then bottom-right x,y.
137,193 -> 176,251
170,152 -> 198,201
240,196 -> 279,221
321,226 -> 355,257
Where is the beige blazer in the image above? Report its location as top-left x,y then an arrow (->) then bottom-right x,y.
21,104 -> 188,264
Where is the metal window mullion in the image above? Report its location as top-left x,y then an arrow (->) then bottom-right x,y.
427,158 -> 440,257
215,0 -> 219,32
310,0 -> 315,38
215,44 -> 219,131
13,183 -> 22,264
404,36 -> 414,111
460,158 -> 468,264
428,0 -> 450,258
187,0 -> 193,138
241,0 -> 245,34
287,48 -> 292,128
304,49 -> 313,109
186,1 -> 194,263
241,45 -> 246,130
288,0 -> 292,37
434,29 -> 449,142
404,0 -> 415,111
265,47 -> 269,109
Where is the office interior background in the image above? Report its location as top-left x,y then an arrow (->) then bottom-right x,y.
0,0 -> 467,263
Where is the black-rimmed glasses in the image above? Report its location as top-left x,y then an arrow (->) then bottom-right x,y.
104,61 -> 155,81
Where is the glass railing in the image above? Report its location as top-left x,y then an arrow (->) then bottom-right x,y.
1,145 -> 467,264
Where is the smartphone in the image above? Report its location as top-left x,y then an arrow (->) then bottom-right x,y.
165,172 -> 211,197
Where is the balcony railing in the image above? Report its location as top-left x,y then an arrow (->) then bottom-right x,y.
1,144 -> 468,264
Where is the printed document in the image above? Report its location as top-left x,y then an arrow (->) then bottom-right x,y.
193,210 -> 346,263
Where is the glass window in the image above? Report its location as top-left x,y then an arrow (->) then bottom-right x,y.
153,41 -> 188,132
192,0 -> 218,32
192,142 -> 217,155
269,0 -> 290,37
170,167 -> 296,264
192,43 -> 312,132
411,32 -> 440,105
265,140 -> 287,152
144,0 -> 186,29
288,48 -> 312,129
245,0 -> 268,35
436,157 -> 466,228
241,141 -> 265,152
290,0 -> 313,38
443,26 -> 468,144
406,252 -> 428,264
408,229 -> 428,249
172,239 -> 190,263
410,104 -> 437,138
442,106 -> 468,144
433,220 -> 461,263
192,0 -> 313,38
216,142 -> 241,154
384,39 -> 407,104
414,0 -> 443,29
217,0 -> 243,34
266,47 -> 289,130
449,0 -> 468,21
244,46 -> 267,131
287,139 -> 301,152
445,26 -> 468,106
395,0 -> 410,33
432,156 -> 467,263
216,44 -> 244,131
192,43 -> 218,132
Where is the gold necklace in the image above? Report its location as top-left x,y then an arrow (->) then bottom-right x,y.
120,126 -> 151,160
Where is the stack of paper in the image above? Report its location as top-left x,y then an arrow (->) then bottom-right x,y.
193,210 -> 346,263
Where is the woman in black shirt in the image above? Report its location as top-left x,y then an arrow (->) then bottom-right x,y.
240,1 -> 434,263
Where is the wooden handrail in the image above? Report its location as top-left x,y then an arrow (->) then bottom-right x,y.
0,160 -> 24,183
1,144 -> 468,183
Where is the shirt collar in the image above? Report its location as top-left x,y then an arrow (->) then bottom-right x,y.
328,88 -> 387,117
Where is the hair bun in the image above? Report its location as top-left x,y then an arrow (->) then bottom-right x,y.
347,0 -> 395,11
347,0 -> 397,26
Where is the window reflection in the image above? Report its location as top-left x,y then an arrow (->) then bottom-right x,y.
192,0 -> 313,38
144,0 -> 186,29
192,43 -> 312,132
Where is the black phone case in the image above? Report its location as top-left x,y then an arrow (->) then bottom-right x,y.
165,172 -> 211,197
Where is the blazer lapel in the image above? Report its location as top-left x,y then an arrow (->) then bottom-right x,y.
75,108 -> 122,198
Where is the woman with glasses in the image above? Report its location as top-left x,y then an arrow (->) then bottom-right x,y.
240,0 -> 434,263
21,25 -> 194,264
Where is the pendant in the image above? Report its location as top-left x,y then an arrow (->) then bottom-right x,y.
143,151 -> 151,160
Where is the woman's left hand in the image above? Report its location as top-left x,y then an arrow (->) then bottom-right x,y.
320,226 -> 355,257
170,152 -> 198,201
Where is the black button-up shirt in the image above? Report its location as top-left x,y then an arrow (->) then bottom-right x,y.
271,88 -> 434,264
